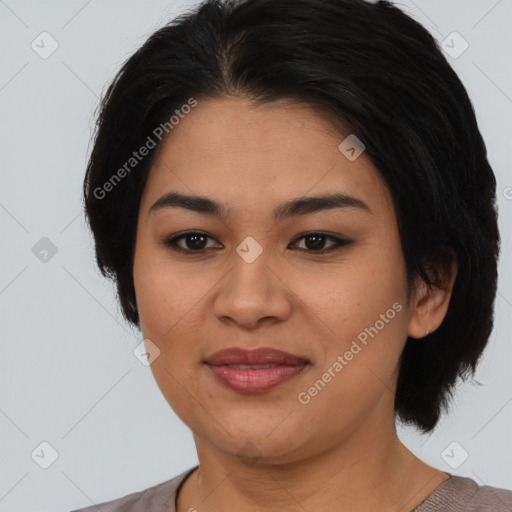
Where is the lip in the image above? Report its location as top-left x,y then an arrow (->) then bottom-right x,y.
204,347 -> 310,393
205,347 -> 309,366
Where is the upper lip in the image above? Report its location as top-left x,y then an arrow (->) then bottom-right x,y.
204,347 -> 309,366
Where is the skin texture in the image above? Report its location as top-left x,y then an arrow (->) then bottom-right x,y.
133,97 -> 457,512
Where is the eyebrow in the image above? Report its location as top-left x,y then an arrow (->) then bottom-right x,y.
148,191 -> 373,221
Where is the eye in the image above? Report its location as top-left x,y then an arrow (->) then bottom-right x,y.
163,231 -> 351,255
289,232 -> 351,253
163,232 -> 221,253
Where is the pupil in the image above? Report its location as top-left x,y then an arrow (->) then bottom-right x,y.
305,234 -> 325,250
187,234 -> 206,250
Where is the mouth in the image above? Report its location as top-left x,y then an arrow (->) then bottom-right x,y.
204,347 -> 310,393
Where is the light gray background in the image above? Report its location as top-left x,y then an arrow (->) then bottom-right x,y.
0,1 -> 511,511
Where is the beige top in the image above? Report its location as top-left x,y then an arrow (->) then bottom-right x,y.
70,465 -> 512,511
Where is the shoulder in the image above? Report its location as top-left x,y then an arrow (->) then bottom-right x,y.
68,466 -> 197,512
414,473 -> 512,512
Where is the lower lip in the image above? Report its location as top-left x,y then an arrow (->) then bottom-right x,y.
206,363 -> 308,393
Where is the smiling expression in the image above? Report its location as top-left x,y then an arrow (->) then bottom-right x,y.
133,96 -> 420,463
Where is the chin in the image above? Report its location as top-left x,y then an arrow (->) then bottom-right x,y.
199,418 -> 310,462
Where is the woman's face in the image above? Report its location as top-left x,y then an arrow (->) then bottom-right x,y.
133,97 -> 422,464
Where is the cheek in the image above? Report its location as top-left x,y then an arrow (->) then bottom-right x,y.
133,250 -> 217,398
289,250 -> 409,394
287,252 -> 406,338
133,247 -> 206,339
134,259 -> 209,424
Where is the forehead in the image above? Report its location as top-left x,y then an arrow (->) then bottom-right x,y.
140,97 -> 392,219
154,96 -> 347,161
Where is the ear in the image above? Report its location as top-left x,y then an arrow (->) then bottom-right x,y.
407,253 -> 458,339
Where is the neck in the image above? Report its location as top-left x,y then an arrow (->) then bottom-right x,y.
176,410 -> 447,512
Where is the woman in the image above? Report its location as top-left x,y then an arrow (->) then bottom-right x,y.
72,0 -> 511,510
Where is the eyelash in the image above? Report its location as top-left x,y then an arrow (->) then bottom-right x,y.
162,231 -> 351,255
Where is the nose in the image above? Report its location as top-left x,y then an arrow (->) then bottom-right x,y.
213,244 -> 293,330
